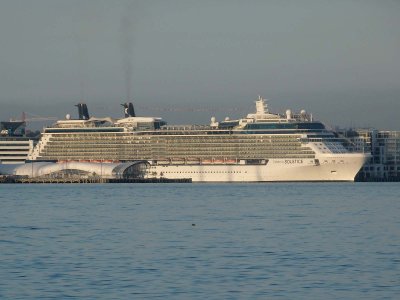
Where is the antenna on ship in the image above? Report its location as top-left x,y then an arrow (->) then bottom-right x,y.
121,102 -> 136,117
255,95 -> 269,114
75,103 -> 90,120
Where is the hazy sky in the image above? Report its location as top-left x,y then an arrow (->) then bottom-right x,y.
0,0 -> 399,129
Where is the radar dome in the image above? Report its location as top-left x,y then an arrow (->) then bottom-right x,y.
225,117 -> 230,121
300,109 -> 306,115
211,117 -> 216,123
65,114 -> 71,120
286,109 -> 292,119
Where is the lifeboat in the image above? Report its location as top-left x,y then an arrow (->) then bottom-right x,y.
186,158 -> 201,165
201,159 -> 212,164
171,158 -> 185,165
225,159 -> 237,164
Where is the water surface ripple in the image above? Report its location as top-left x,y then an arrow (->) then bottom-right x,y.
0,183 -> 399,299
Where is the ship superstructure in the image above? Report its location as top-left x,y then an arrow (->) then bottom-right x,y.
29,97 -> 368,181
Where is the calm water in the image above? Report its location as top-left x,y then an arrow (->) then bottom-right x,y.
0,183 -> 399,299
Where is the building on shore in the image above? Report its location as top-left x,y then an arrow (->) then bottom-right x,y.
0,121 -> 35,164
340,129 -> 400,181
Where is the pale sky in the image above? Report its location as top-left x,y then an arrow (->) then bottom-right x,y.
0,0 -> 399,130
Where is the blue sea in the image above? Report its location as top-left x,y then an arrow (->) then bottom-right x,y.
0,183 -> 399,299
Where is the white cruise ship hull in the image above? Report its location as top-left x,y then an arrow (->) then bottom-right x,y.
150,153 -> 368,182
29,96 -> 370,182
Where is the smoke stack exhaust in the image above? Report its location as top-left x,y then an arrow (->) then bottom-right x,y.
122,102 -> 136,117
75,103 -> 90,120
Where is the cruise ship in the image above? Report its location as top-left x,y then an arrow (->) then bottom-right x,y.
29,97 -> 368,182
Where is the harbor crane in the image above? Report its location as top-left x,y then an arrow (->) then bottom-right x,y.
11,112 -> 57,123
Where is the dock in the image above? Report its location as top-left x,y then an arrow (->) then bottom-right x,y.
0,176 -> 191,184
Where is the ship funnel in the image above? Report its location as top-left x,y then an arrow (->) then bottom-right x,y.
75,103 -> 90,120
121,102 -> 136,117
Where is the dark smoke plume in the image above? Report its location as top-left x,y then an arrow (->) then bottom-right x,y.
120,4 -> 135,102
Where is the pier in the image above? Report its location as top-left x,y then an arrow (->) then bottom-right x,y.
0,176 -> 191,184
